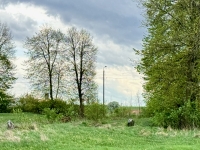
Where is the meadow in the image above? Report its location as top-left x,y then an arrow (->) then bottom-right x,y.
1,113 -> 200,150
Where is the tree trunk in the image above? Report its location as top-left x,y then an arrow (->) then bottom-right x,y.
80,98 -> 84,118
49,72 -> 54,101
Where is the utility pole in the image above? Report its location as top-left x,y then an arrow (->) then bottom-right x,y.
103,66 -> 107,116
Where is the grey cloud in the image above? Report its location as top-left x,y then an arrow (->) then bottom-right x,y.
5,0 -> 145,46
10,17 -> 37,42
4,0 -> 145,67
97,46 -> 135,67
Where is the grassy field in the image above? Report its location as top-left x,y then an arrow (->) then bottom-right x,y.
1,113 -> 200,150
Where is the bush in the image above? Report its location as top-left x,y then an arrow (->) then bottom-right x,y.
17,95 -> 80,120
43,108 -> 63,123
0,91 -> 14,113
18,94 -> 39,113
153,101 -> 200,129
37,100 -> 51,114
85,103 -> 106,121
67,104 -> 79,119
51,99 -> 69,115
18,95 -> 71,115
114,106 -> 131,118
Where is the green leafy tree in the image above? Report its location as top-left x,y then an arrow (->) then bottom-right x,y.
0,22 -> 16,91
24,26 -> 66,101
65,27 -> 98,117
0,22 -> 16,112
137,0 -> 200,128
107,101 -> 119,114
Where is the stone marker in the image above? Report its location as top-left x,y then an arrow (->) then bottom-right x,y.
127,119 -> 134,127
7,120 -> 14,129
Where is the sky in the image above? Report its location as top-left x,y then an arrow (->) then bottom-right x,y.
0,0 -> 146,106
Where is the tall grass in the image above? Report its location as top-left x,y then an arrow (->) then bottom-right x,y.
1,113 -> 200,150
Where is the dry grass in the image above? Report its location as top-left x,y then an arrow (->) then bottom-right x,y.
3,130 -> 21,142
40,133 -> 48,141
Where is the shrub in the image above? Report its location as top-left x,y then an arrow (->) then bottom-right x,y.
0,91 -> 14,113
43,108 -> 63,123
153,101 -> 200,129
114,106 -> 131,118
67,104 -> 79,119
18,94 -> 39,113
51,99 -> 69,115
37,100 -> 51,114
85,103 -> 106,121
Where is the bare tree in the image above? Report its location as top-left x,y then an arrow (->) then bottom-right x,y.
66,27 -> 98,117
24,26 -> 66,100
52,59 -> 69,99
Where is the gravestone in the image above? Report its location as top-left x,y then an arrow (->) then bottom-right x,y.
127,119 -> 134,127
7,120 -> 14,129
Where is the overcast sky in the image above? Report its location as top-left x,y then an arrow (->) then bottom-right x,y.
0,0 -> 146,106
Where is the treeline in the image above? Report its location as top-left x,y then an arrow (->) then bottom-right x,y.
137,0 -> 200,129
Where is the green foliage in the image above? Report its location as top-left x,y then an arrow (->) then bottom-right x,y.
18,95 -> 72,116
16,95 -> 81,122
67,104 -> 79,119
51,99 -> 69,115
12,108 -> 23,113
18,94 -> 39,113
85,103 -> 106,121
43,108 -> 63,123
107,101 -> 119,114
0,91 -> 13,113
114,106 -> 132,118
137,0 -> 200,129
0,22 -> 16,91
37,100 -> 51,113
152,101 -> 200,129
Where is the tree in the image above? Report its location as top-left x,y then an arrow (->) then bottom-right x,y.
66,27 -> 98,117
0,22 -> 16,112
0,22 -> 16,111
137,0 -> 200,128
0,22 -> 16,91
24,26 -> 66,101
107,101 -> 119,114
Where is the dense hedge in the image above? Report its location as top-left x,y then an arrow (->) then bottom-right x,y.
16,95 -> 79,117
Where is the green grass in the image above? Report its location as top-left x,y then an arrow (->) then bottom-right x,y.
1,113 -> 200,150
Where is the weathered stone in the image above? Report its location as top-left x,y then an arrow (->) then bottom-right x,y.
127,119 -> 134,127
7,120 -> 14,129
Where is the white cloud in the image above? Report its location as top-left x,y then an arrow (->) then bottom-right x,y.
5,3 -> 47,24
